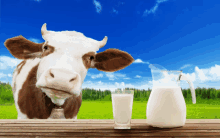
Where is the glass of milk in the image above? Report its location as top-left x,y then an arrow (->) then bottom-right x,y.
111,88 -> 134,129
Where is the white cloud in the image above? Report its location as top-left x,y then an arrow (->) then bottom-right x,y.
145,3 -> 159,15
157,0 -> 168,3
151,64 -> 220,89
112,8 -> 118,14
28,38 -> 42,43
170,64 -> 220,84
179,64 -> 191,70
133,59 -> 149,64
82,64 -> 220,90
115,73 -> 126,77
124,77 -> 130,80
134,82 -> 153,90
135,75 -> 141,78
105,72 -> 126,80
183,72 -> 196,83
0,72 -> 7,79
115,82 -> 125,87
97,81 -> 103,85
107,64 -> 220,90
0,56 -> 22,70
143,0 -> 169,16
93,0 -> 102,13
88,72 -> 127,81
90,73 -> 103,79
105,73 -> 116,80
0,56 -> 21,84
83,81 -> 134,92
194,66 -> 208,82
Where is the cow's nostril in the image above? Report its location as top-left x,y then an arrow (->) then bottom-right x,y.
69,78 -> 75,82
50,72 -> 54,78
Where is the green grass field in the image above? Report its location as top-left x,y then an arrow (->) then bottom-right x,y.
1,99 -> 220,119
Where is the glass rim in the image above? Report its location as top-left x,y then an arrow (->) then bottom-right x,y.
112,89 -> 134,94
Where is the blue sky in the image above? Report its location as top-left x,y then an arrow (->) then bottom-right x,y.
1,0 -> 220,91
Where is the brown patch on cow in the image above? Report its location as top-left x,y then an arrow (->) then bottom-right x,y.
18,63 -> 56,119
92,48 -> 134,72
17,63 -> 82,119
82,52 -> 96,69
41,45 -> 55,57
61,93 -> 82,119
4,35 -> 43,59
17,60 -> 27,75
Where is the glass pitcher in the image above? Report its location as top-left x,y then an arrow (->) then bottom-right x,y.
146,64 -> 196,128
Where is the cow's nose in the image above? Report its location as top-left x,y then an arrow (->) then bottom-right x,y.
49,69 -> 77,83
45,68 -> 78,91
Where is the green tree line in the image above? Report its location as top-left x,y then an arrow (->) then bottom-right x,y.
1,82 -> 220,104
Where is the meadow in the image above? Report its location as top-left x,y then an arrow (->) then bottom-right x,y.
1,98 -> 220,119
1,82 -> 220,119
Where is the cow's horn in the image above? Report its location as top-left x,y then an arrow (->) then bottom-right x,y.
99,36 -> 108,48
41,23 -> 48,35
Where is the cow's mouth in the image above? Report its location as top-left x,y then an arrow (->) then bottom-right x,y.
39,86 -> 73,98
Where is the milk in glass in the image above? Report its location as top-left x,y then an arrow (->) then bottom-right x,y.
112,94 -> 133,129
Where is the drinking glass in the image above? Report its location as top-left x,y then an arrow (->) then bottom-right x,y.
111,88 -> 134,129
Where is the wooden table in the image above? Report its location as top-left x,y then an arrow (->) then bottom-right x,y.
0,119 -> 220,137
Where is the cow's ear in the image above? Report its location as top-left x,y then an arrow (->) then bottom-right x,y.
91,49 -> 134,72
4,35 -> 43,59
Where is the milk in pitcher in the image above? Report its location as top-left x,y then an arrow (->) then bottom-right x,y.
146,86 -> 186,128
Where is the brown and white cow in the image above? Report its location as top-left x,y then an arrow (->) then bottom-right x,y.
4,23 -> 134,119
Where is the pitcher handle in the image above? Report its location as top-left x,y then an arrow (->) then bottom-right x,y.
179,73 -> 196,104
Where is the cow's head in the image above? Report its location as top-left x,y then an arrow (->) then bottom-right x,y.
5,23 -> 134,105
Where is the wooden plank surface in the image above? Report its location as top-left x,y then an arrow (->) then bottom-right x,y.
0,132 -> 220,137
0,119 -> 220,123
1,123 -> 220,129
0,119 -> 219,137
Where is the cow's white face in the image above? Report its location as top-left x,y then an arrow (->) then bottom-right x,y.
5,23 -> 134,106
35,24 -> 107,103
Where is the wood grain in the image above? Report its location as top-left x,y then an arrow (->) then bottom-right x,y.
0,119 -> 219,137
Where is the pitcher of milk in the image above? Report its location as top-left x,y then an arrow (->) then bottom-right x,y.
146,64 -> 196,128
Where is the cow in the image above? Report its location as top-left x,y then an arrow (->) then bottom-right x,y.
4,23 -> 134,119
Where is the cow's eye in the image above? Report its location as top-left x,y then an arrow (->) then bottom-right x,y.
44,46 -> 48,50
90,56 -> 94,60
